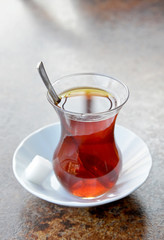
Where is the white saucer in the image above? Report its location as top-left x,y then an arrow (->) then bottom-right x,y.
13,123 -> 152,207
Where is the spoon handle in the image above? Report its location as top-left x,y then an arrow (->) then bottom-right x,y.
37,62 -> 61,104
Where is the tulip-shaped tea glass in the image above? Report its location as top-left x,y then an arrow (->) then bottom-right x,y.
47,73 -> 129,198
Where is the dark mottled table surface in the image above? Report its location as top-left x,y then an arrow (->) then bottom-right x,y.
0,0 -> 164,239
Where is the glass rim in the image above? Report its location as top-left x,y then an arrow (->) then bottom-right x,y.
47,72 -> 130,118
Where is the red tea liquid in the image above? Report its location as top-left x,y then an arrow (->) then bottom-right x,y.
53,88 -> 121,198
